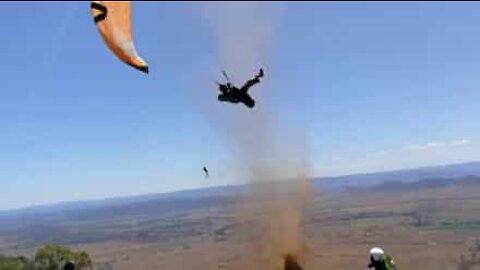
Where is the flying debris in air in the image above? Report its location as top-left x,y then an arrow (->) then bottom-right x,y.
203,167 -> 209,178
217,68 -> 264,108
90,1 -> 149,74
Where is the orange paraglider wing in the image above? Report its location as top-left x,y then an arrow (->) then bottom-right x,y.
91,1 -> 149,73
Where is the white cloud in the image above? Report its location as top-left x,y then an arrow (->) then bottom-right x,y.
314,139 -> 478,177
404,144 -> 428,151
426,142 -> 446,148
404,139 -> 473,151
366,150 -> 389,159
450,139 -> 472,146
330,156 -> 345,163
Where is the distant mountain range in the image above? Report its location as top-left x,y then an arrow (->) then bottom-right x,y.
0,161 -> 480,249
315,161 -> 480,190
367,175 -> 480,192
2,161 -> 480,222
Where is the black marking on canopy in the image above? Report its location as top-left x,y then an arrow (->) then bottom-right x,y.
129,64 -> 149,74
91,2 -> 108,24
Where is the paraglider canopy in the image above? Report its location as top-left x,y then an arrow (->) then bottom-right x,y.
90,1 -> 149,73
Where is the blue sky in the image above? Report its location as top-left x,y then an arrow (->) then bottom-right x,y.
2,2 -> 480,210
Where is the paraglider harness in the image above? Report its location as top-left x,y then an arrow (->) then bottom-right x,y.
216,71 -> 238,95
216,69 -> 263,108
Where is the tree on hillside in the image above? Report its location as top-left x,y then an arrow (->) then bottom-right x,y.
34,245 -> 93,270
0,254 -> 34,270
454,239 -> 480,270
411,200 -> 439,227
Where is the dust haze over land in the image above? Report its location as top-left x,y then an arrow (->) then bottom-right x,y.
192,2 -> 315,269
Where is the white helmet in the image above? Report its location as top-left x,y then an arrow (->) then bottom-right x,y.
370,247 -> 385,261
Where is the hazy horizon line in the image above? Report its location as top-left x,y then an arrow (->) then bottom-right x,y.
1,159 -> 479,213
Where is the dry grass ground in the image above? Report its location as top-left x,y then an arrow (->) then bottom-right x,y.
78,186 -> 480,269
1,185 -> 479,270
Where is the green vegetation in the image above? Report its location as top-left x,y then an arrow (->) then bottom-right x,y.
350,217 -> 385,229
0,245 -> 92,270
431,221 -> 480,232
0,255 -> 34,270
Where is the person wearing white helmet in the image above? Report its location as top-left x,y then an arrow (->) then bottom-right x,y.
368,247 -> 397,270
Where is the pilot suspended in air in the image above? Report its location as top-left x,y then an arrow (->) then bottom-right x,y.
217,68 -> 264,108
